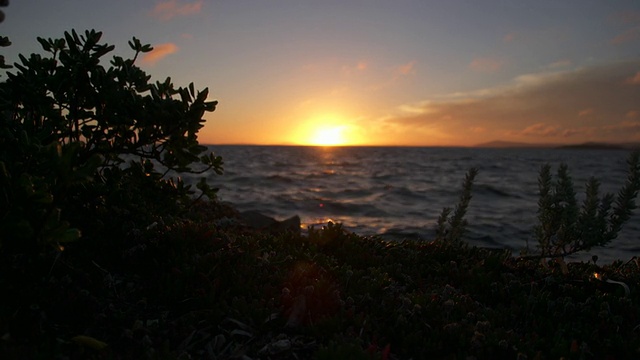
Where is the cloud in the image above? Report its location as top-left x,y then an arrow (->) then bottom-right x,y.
469,126 -> 486,133
395,61 -> 416,76
599,121 -> 640,141
626,71 -> 640,84
151,0 -> 203,21
398,102 -> 431,114
609,11 -> 640,25
142,43 -> 179,65
508,123 -> 559,137
469,57 -> 504,73
384,60 -> 640,144
548,59 -> 572,69
611,26 -> 640,44
578,108 -> 594,117
503,33 -> 516,43
341,60 -> 369,76
561,127 -> 596,138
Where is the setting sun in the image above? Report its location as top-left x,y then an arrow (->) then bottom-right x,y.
310,126 -> 347,146
291,113 -> 364,146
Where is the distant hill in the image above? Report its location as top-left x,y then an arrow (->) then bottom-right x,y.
557,142 -> 627,150
475,140 -> 640,150
473,140 -> 555,148
620,142 -> 640,150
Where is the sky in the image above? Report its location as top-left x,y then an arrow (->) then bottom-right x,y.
3,0 -> 640,146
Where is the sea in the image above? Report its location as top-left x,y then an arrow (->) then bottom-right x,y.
191,145 -> 640,264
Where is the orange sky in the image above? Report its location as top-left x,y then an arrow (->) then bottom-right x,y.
5,1 -> 640,146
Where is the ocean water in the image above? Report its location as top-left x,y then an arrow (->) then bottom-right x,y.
194,145 -> 640,263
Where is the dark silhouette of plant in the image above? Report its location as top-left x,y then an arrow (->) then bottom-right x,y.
436,168 -> 478,243
0,30 -> 222,253
0,0 -> 8,24
533,151 -> 640,259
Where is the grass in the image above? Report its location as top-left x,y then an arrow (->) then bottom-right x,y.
1,200 -> 640,359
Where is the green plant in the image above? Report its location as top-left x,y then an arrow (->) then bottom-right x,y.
0,30 -> 222,253
435,168 -> 478,243
533,151 -> 640,259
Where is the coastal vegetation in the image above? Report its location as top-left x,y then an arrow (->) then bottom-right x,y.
0,30 -> 222,253
2,30 -> 640,359
531,154 -> 640,262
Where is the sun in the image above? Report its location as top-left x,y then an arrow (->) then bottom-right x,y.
291,113 -> 363,146
310,126 -> 347,146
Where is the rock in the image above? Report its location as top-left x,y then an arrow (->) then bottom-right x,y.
285,294 -> 306,328
275,215 -> 301,234
240,211 -> 300,235
259,338 -> 292,355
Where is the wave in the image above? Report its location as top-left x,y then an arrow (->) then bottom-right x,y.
474,183 -> 515,199
201,145 -> 640,262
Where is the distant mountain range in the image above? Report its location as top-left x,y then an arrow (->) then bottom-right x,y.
474,140 -> 640,150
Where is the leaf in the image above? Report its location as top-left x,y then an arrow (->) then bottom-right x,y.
196,88 -> 209,103
0,161 -> 9,184
37,37 -> 52,52
71,335 -> 108,350
230,329 -> 253,338
128,37 -> 142,51
179,88 -> 192,103
56,228 -> 82,243
204,100 -> 218,111
0,36 -> 11,47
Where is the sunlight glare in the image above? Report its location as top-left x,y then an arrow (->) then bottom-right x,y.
291,113 -> 364,146
311,126 -> 347,146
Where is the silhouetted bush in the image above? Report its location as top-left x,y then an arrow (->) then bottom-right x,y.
0,30 -> 222,253
532,151 -> 640,259
435,167 -> 478,244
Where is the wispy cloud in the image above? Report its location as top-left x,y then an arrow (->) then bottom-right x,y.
507,123 -> 559,137
601,121 -> 640,139
604,120 -> 640,130
578,108 -> 594,117
503,33 -> 516,43
341,60 -> 369,76
611,26 -> 640,44
142,43 -> 179,65
383,61 -> 640,144
547,59 -> 572,69
151,0 -> 203,21
609,11 -> 640,25
469,57 -> 504,73
395,61 -> 416,76
561,127 -> 596,138
626,71 -> 640,84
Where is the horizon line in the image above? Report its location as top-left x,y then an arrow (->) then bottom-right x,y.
201,140 -> 639,149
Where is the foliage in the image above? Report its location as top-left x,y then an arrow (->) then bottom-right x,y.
307,221 -> 350,247
533,151 -> 640,259
0,35 -> 11,70
0,29 -> 222,253
4,205 -> 640,359
436,167 -> 478,243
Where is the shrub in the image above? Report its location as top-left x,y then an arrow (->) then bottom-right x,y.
0,30 -> 222,253
533,151 -> 640,259
435,168 -> 478,243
